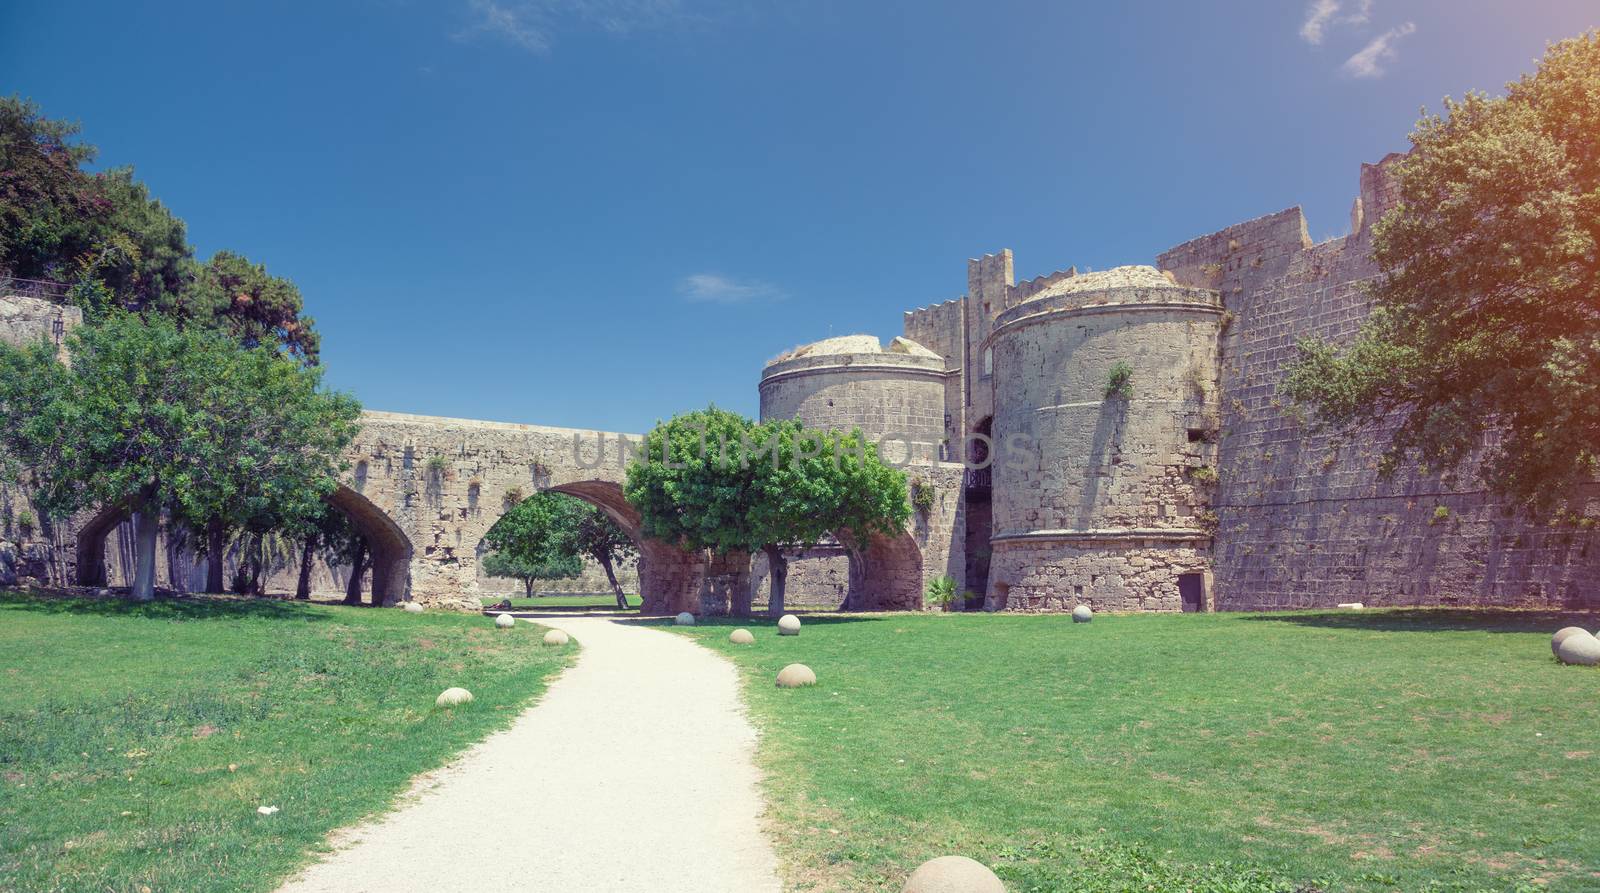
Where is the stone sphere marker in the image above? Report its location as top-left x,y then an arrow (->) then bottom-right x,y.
494,613 -> 515,629
729,628 -> 755,645
902,855 -> 1005,893
776,663 -> 816,688
403,602 -> 425,614
435,687 -> 473,707
543,629 -> 570,646
777,614 -> 802,636
675,612 -> 696,626
1552,626 -> 1590,657
1555,630 -> 1600,666
1072,605 -> 1093,623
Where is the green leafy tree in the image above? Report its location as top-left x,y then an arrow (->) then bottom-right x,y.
625,407 -> 910,617
1285,32 -> 1600,518
481,491 -> 585,597
1,96 -> 319,360
0,96 -> 102,284
182,250 -> 320,364
569,501 -> 637,609
0,313 -> 361,600
482,550 -> 583,597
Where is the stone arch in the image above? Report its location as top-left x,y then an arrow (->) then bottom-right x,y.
844,528 -> 925,611
74,501 -> 131,587
542,480 -> 706,615
325,484 -> 413,605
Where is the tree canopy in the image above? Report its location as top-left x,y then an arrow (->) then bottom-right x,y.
0,96 -> 318,362
1284,31 -> 1600,518
0,313 -> 361,599
624,406 -> 910,615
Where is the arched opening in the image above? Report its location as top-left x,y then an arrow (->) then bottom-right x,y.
72,487 -> 413,604
472,482 -> 642,610
325,485 -> 413,606
843,528 -> 925,611
467,480 -> 704,616
74,502 -> 129,587
760,524 -> 924,613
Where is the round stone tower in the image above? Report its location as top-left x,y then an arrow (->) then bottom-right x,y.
984,266 -> 1222,612
759,334 -> 946,463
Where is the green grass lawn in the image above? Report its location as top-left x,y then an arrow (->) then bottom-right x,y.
479,593 -> 640,609
671,609 -> 1600,893
0,590 -> 574,893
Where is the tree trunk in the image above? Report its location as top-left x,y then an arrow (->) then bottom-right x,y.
246,534 -> 264,596
597,553 -> 628,609
344,539 -> 367,605
524,578 -> 533,598
764,544 -> 788,618
130,504 -> 160,602
206,519 -> 225,593
167,525 -> 184,593
295,531 -> 317,600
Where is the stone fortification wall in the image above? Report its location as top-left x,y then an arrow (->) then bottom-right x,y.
1158,158 -> 1600,611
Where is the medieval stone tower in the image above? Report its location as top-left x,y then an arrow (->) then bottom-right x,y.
983,266 -> 1221,611
758,334 -> 947,463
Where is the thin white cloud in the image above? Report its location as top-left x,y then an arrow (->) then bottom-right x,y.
1300,0 -> 1341,45
1299,0 -> 1375,45
456,0 -> 691,54
678,273 -> 784,305
1342,22 -> 1417,79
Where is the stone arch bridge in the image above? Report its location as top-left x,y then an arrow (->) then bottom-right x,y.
74,410 -> 964,613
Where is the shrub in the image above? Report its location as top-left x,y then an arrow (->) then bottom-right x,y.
910,478 -> 936,513
1104,361 -> 1134,400
924,575 -> 957,607
1190,466 -> 1218,486
425,455 -> 450,476
16,509 -> 36,533
1431,505 -> 1450,525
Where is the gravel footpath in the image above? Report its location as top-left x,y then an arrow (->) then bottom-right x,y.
276,615 -> 782,893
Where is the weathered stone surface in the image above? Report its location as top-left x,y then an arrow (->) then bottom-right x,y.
1556,632 -> 1600,666
0,542 -> 16,588
675,612 -> 696,626
435,687 -> 473,707
403,602 -> 425,614
777,614 -> 801,636
776,663 -> 816,688
1552,626 -> 1590,657
729,628 -> 754,645
494,613 -> 515,628
1072,605 -> 1093,623
902,855 -> 1005,893
543,629 -> 570,646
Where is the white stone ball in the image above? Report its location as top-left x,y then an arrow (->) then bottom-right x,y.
543,629 -> 570,646
729,628 -> 755,645
494,613 -> 516,629
403,602 -> 425,614
902,855 -> 1005,893
1072,605 -> 1093,623
435,687 -> 473,707
1552,626 -> 1590,657
1555,631 -> 1600,666
675,612 -> 696,626
777,614 -> 801,636
776,663 -> 817,688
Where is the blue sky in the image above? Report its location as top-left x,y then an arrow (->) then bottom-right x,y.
4,1 -> 1596,432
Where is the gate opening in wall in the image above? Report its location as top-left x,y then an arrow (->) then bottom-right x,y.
1178,573 -> 1206,612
